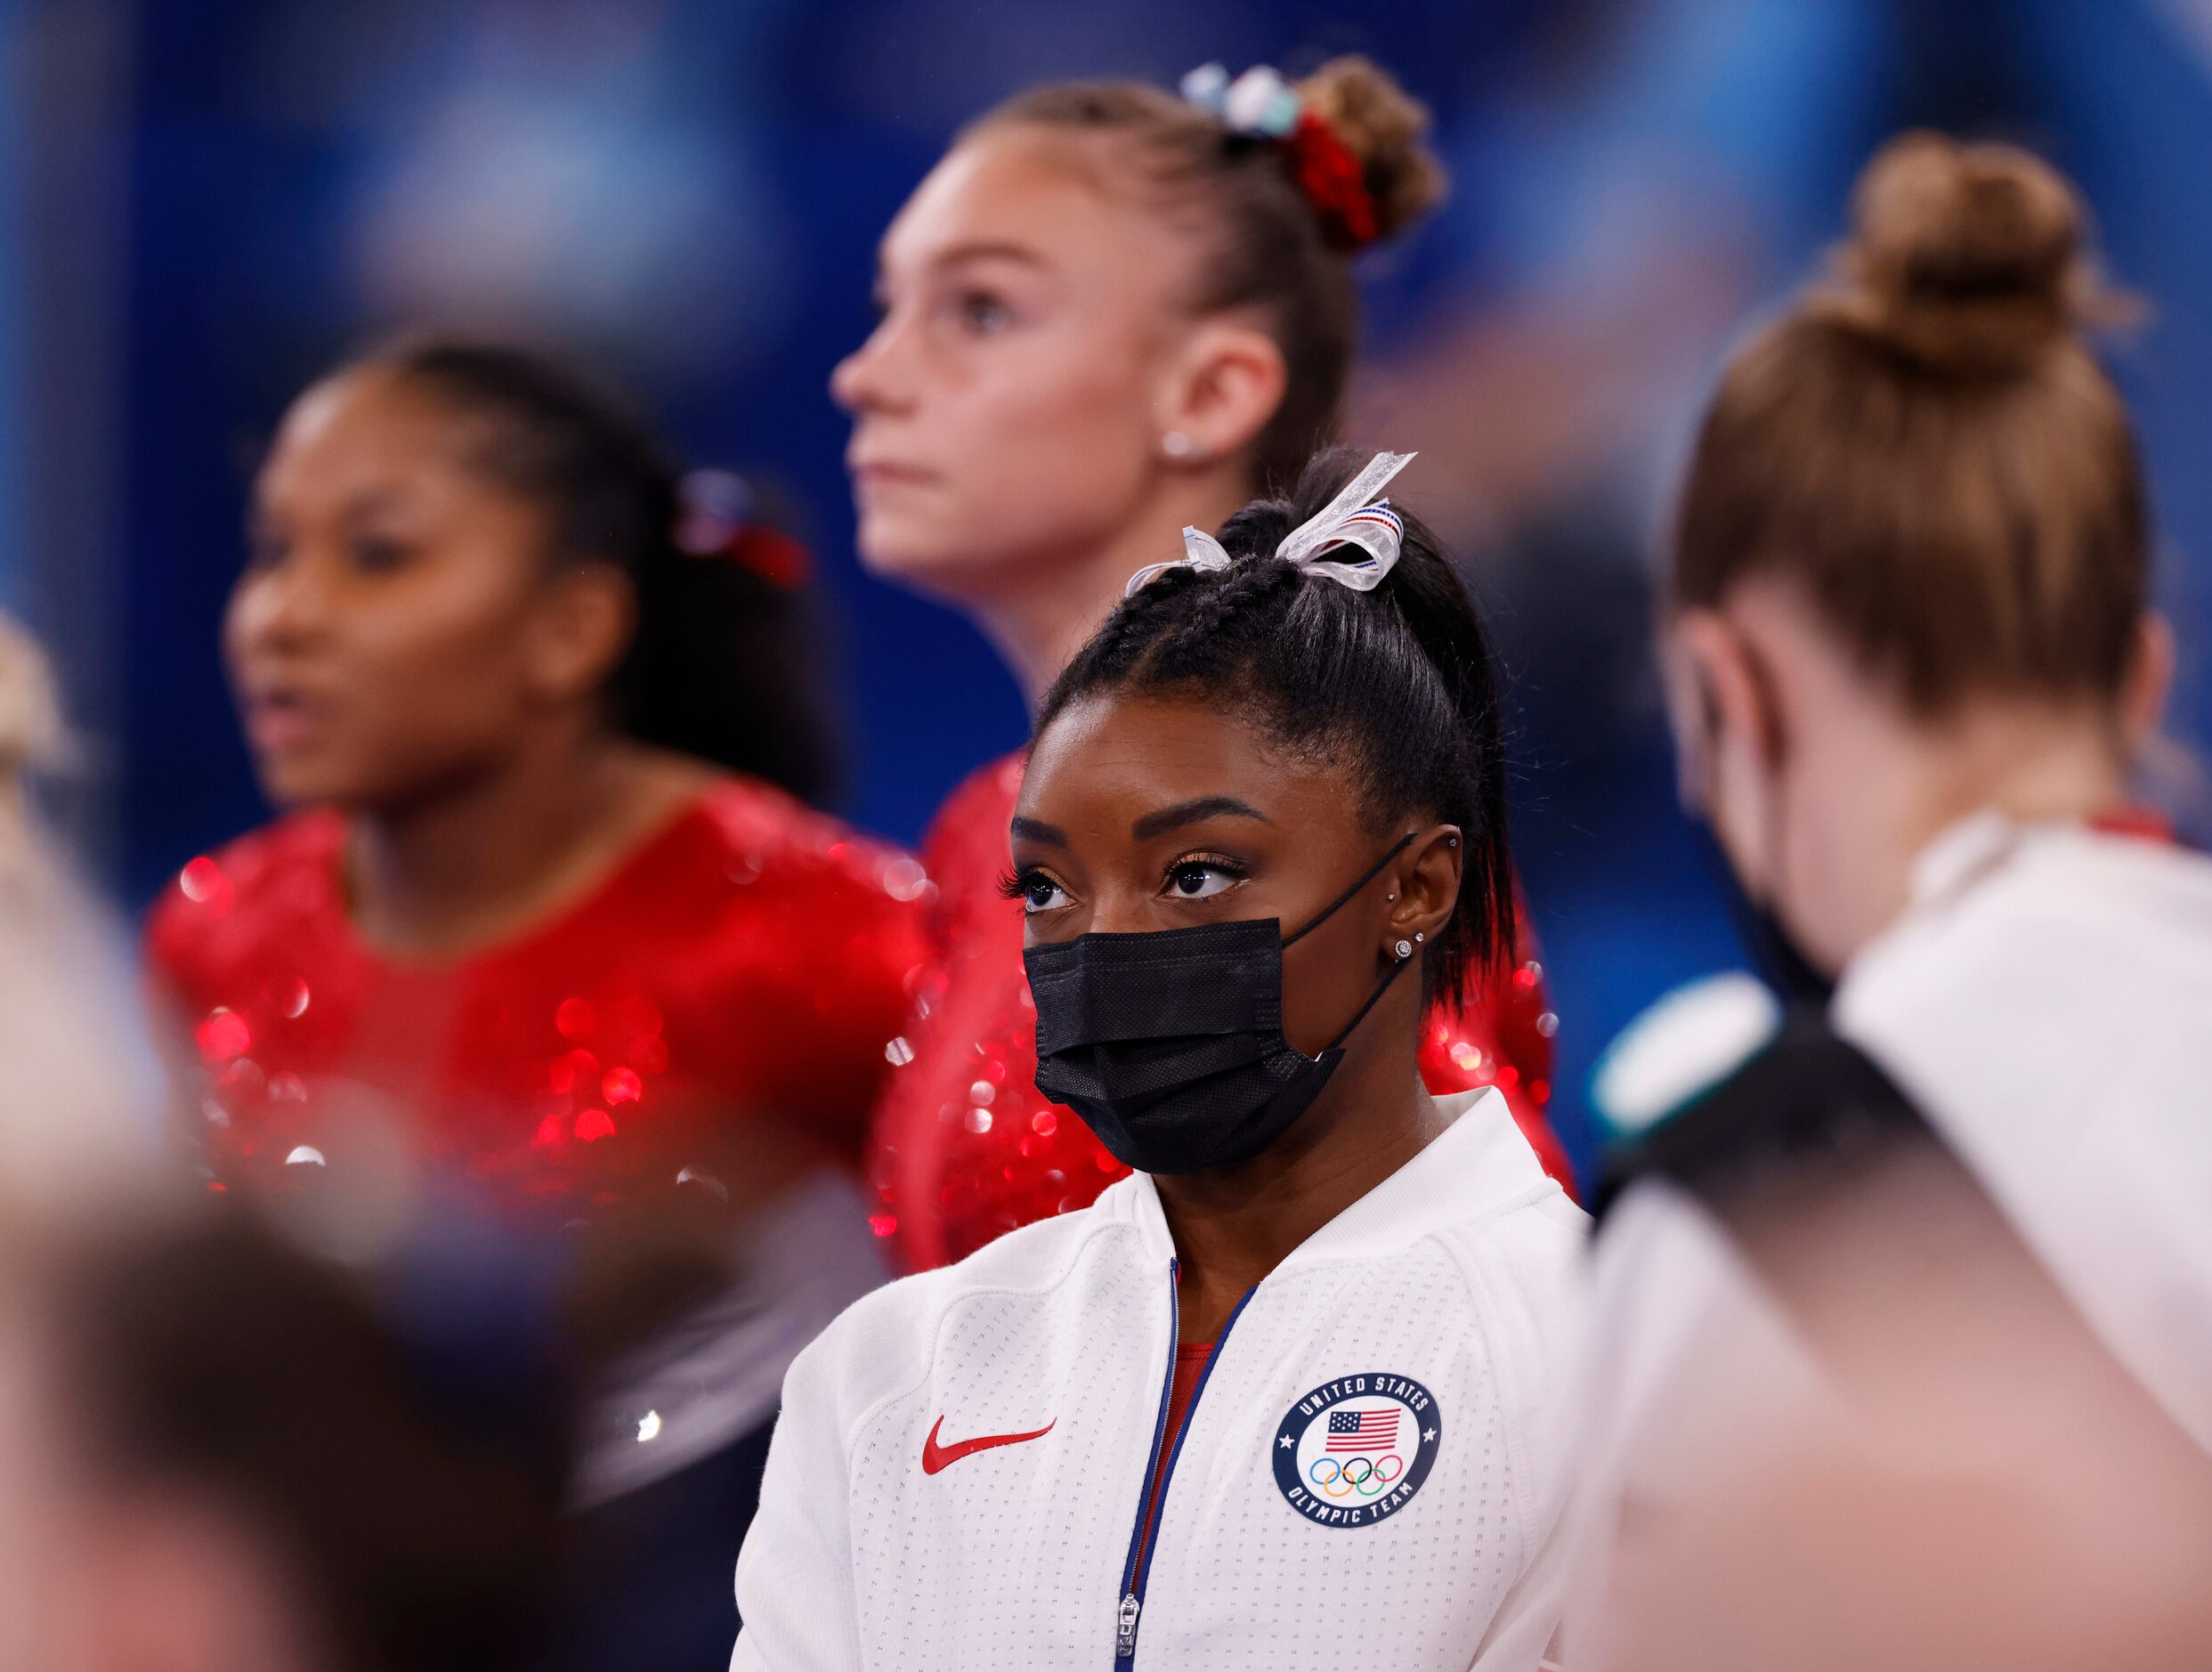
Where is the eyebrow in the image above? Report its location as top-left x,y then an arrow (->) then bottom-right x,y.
878,240 -> 1050,288
1130,797 -> 1274,841
341,487 -> 409,520
933,239 -> 1050,272
1009,816 -> 1067,848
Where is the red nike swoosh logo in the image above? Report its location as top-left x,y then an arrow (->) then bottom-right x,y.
921,1414 -> 1057,1474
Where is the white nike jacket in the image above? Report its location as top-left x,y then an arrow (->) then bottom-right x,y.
732,1087 -> 1588,1672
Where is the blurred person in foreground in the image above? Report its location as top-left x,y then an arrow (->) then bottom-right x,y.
734,450 -> 1584,1671
0,612 -> 162,1218
0,1210 -> 564,1672
839,57 -> 1572,1278
0,622 -> 559,1672
1567,134 -> 2212,1668
144,342 -> 929,1670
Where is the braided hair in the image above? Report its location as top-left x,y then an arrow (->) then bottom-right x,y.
1037,447 -> 1515,1003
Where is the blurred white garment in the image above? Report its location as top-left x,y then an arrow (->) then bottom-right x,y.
0,614 -> 163,1230
571,1167 -> 894,1506
1831,813 -> 2212,1454
1566,814 -> 2212,1667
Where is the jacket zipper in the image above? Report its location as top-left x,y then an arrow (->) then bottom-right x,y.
1112,1263 -> 1254,1667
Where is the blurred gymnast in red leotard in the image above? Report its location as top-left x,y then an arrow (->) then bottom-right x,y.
145,341 -> 928,1668
835,57 -> 1574,1271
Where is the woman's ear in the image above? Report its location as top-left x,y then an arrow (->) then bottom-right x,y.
1154,321 -> 1288,466
1383,824 -> 1464,954
1668,605 -> 1793,899
2120,612 -> 2175,755
524,561 -> 636,705
1671,608 -> 1781,774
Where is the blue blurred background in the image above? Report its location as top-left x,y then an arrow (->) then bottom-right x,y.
4,0 -> 2209,1181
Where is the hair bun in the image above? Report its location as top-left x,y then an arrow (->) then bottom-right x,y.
1838,130 -> 2100,376
1295,56 -> 1448,242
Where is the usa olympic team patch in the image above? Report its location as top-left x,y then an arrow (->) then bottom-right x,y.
1272,1373 -> 1440,1528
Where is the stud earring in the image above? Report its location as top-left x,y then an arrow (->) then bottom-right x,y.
1394,939 -> 1414,960
1161,430 -> 1195,460
1414,931 -> 1425,944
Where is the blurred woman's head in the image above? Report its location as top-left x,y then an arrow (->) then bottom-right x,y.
832,59 -> 1446,612
1009,450 -> 1511,1167
0,1211 -> 563,1672
1664,134 -> 2169,973
231,341 -> 839,816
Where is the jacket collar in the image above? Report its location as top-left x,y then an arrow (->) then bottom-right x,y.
1907,805 -> 2184,917
1104,1088 -> 1561,1271
1904,809 -> 2022,912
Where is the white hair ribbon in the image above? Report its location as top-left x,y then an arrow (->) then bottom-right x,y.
1122,526 -> 1233,597
1121,450 -> 1418,598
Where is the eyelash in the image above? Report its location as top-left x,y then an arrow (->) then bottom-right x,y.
1163,852 -> 1248,897
350,534 -> 412,573
997,856 -> 1251,900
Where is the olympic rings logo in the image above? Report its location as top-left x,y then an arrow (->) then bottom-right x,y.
1307,1454 -> 1406,1497
1274,1376 -> 1440,1530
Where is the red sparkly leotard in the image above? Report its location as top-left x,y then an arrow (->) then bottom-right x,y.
148,778 -> 931,1222
866,755 -> 1575,1272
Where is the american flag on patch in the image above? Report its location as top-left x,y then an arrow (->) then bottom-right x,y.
1325,1408 -> 1400,1452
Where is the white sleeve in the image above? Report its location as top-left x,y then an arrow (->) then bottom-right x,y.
730,1335 -> 863,1672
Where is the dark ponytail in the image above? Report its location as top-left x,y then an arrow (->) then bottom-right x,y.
1038,446 -> 1514,1002
366,340 -> 842,806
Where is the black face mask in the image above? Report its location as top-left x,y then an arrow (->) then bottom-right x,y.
1024,836 -> 1414,1176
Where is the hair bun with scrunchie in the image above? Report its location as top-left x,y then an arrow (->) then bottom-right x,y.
1181,56 -> 1447,252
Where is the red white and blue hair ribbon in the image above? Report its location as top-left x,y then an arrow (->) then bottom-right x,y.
1123,450 -> 1417,597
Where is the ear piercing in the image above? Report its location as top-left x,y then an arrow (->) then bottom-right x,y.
1162,430 -> 1196,460
1394,939 -> 1414,960
1414,931 -> 1425,943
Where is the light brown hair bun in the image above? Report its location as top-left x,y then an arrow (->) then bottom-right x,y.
1827,130 -> 2103,377
1672,130 -> 2149,717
